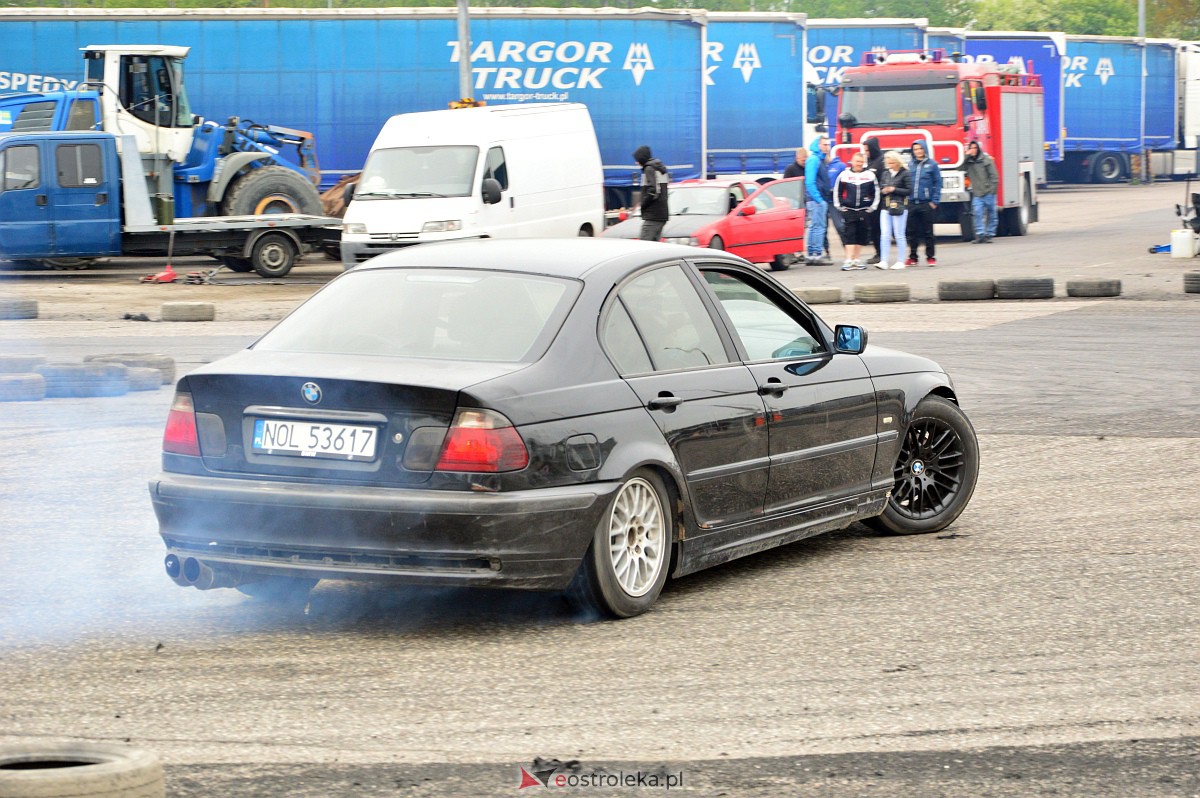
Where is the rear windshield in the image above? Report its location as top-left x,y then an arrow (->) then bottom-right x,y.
255,268 -> 579,363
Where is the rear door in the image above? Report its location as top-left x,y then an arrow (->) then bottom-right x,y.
602,261 -> 770,528
697,263 -> 879,514
0,140 -> 52,260
50,139 -> 120,256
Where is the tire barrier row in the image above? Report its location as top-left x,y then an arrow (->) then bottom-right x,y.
791,277 -> 1170,305
0,296 -> 218,322
0,354 -> 175,402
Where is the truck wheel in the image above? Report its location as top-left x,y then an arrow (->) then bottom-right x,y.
1091,152 -> 1125,184
221,165 -> 322,216
959,211 -> 975,242
220,257 -> 254,273
43,258 -> 97,270
251,233 -> 298,278
1003,183 -> 1031,237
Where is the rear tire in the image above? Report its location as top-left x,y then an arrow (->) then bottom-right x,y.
1091,152 -> 1125,184
770,253 -> 794,271
250,232 -> 298,278
959,210 -> 975,242
565,470 -> 672,618
1003,181 -> 1031,237
867,396 -> 979,536
221,165 -> 322,216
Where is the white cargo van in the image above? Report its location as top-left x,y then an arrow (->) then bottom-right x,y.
340,103 -> 604,268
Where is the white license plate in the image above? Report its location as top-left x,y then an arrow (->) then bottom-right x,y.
252,418 -> 378,461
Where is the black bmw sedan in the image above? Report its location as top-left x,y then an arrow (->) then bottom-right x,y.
150,238 -> 978,618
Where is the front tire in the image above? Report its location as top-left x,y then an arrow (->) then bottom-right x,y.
868,396 -> 979,536
566,470 -> 672,618
708,235 -> 725,251
221,165 -> 323,216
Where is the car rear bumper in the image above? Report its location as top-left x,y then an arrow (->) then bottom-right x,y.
149,472 -> 617,590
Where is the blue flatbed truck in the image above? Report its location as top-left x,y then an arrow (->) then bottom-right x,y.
0,130 -> 338,277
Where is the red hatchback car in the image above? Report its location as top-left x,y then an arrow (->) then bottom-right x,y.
604,177 -> 807,270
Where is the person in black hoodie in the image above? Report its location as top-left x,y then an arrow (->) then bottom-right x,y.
633,145 -> 669,241
862,137 -> 885,264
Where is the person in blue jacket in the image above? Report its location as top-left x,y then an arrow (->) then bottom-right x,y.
905,139 -> 943,266
804,136 -> 832,265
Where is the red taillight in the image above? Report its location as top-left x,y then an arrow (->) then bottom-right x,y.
435,409 -> 528,473
163,392 -> 201,456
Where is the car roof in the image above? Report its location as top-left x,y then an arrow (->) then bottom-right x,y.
353,237 -> 745,280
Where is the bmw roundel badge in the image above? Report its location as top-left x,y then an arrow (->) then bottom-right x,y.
301,382 -> 322,405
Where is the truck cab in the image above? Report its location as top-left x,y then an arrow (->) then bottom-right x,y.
833,49 -> 1044,238
0,130 -> 121,260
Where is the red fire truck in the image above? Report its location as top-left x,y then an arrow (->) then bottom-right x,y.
831,49 -> 1045,240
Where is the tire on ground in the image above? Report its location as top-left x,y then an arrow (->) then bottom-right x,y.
995,277 -> 1054,300
0,296 -> 38,320
0,374 -> 46,402
854,283 -> 910,303
36,363 -> 129,398
0,354 -> 47,374
220,257 -> 254,273
84,354 -> 175,385
1184,271 -> 1200,294
0,741 -> 165,798
794,287 -> 842,304
161,302 -> 215,322
938,279 -> 995,301
1066,279 -> 1121,297
866,395 -> 980,536
221,165 -> 322,217
565,469 -> 673,618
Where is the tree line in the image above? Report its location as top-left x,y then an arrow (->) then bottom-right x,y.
2,0 -> 1196,40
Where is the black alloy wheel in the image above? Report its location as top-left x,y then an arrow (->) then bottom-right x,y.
869,396 -> 979,535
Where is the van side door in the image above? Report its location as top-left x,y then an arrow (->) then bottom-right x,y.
477,145 -> 516,234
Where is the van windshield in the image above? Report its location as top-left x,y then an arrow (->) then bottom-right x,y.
356,146 -> 479,198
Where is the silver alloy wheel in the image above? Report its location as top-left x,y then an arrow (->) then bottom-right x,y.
606,476 -> 667,597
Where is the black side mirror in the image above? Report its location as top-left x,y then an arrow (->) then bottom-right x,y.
973,87 -> 987,111
343,182 -> 356,204
834,324 -> 868,354
481,177 -> 502,205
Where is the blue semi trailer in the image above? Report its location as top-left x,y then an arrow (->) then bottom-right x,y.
0,7 -> 705,210
930,29 -> 1200,182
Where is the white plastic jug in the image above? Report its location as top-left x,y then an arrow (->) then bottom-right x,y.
1170,229 -> 1197,258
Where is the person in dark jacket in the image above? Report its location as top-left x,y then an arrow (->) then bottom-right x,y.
877,150 -> 912,269
833,150 -> 878,270
824,149 -> 848,257
905,139 -> 942,266
965,140 -> 1000,243
862,137 -> 885,263
782,147 -> 807,179
633,145 -> 669,241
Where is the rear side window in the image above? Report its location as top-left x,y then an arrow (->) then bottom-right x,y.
605,264 -> 730,373
56,144 -> 103,187
2,145 -> 40,191
256,268 -> 579,363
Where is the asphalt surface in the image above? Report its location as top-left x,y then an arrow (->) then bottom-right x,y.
0,183 -> 1198,797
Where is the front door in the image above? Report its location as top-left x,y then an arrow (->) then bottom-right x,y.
0,142 -> 52,260
697,265 -> 879,514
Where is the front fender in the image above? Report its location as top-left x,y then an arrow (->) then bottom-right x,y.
206,153 -> 269,204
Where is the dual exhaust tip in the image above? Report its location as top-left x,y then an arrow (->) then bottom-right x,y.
164,554 -> 253,590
